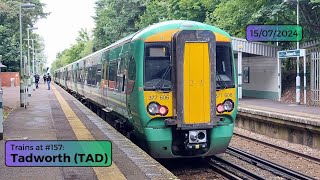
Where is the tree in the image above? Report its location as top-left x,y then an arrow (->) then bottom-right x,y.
50,29 -> 93,72
0,0 -> 48,72
206,0 -> 320,42
93,0 -> 145,50
135,0 -> 209,29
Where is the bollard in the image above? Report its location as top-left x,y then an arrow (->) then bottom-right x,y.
0,87 -> 3,140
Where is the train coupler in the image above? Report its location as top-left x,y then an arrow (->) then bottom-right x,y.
164,118 -> 177,126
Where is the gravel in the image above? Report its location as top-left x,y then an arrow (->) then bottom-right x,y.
160,158 -> 226,180
231,127 -> 320,179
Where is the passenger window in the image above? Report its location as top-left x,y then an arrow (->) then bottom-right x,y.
108,61 -> 117,89
85,67 -> 89,85
116,58 -> 125,91
73,69 -> 76,82
88,67 -> 92,85
96,64 -> 102,86
103,62 -> 107,80
78,68 -> 82,83
92,65 -> 97,86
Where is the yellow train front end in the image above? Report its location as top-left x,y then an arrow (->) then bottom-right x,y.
137,21 -> 237,158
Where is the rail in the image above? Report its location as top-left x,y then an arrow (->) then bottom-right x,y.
209,156 -> 264,180
233,132 -> 320,164
226,147 -> 315,180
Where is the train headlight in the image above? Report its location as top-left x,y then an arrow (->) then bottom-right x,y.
159,106 -> 168,116
147,102 -> 159,115
223,99 -> 234,112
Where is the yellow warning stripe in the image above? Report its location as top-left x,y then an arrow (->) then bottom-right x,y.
52,85 -> 126,180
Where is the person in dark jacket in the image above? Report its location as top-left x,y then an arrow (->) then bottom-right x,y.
34,74 -> 40,88
43,74 -> 47,84
47,73 -> 52,90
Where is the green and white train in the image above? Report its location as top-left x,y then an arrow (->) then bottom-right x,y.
54,20 -> 238,158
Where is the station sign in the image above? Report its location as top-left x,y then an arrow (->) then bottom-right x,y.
278,49 -> 306,58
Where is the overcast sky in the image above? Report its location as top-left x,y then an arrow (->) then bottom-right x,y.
35,0 -> 96,66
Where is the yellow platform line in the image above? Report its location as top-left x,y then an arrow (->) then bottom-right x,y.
52,85 -> 126,180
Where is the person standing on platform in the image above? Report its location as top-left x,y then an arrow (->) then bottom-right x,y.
47,73 -> 52,90
43,74 -> 47,84
35,74 -> 40,89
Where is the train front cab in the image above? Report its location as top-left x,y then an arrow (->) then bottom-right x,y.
140,27 -> 237,158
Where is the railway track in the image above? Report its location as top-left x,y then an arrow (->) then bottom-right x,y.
233,132 -> 320,164
209,156 -> 264,180
219,147 -> 315,180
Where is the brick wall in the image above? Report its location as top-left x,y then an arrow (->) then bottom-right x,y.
1,72 -> 20,87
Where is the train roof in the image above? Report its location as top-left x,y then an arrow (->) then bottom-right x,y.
55,20 -> 231,72
132,20 -> 231,41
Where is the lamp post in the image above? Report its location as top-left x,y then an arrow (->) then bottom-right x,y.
27,27 -> 37,92
284,0 -> 300,104
32,39 -> 36,90
0,55 -> 7,140
19,3 -> 35,108
295,0 -> 300,104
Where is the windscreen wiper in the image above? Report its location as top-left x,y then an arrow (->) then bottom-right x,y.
155,64 -> 172,90
216,73 -> 228,90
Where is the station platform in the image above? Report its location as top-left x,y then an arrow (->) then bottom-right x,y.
239,98 -> 320,123
237,98 -> 320,149
0,84 -> 177,180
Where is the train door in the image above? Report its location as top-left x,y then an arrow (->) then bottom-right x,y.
173,30 -> 217,129
75,63 -> 79,93
64,67 -> 67,87
126,53 -> 136,123
121,52 -> 129,117
78,61 -> 84,95
116,56 -> 126,116
105,59 -> 117,112
71,65 -> 74,90
102,59 -> 108,107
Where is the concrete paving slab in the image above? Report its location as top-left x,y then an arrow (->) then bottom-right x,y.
239,98 -> 320,121
0,83 -> 177,179
0,84 -> 63,180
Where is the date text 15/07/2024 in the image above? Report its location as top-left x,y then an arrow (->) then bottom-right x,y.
246,25 -> 302,42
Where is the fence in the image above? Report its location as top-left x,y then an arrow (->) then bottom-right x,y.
311,52 -> 320,106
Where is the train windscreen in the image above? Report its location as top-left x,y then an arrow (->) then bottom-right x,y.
216,42 -> 234,89
143,42 -> 234,90
144,43 -> 171,90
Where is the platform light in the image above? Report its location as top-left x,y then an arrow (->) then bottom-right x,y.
19,3 -> 36,108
